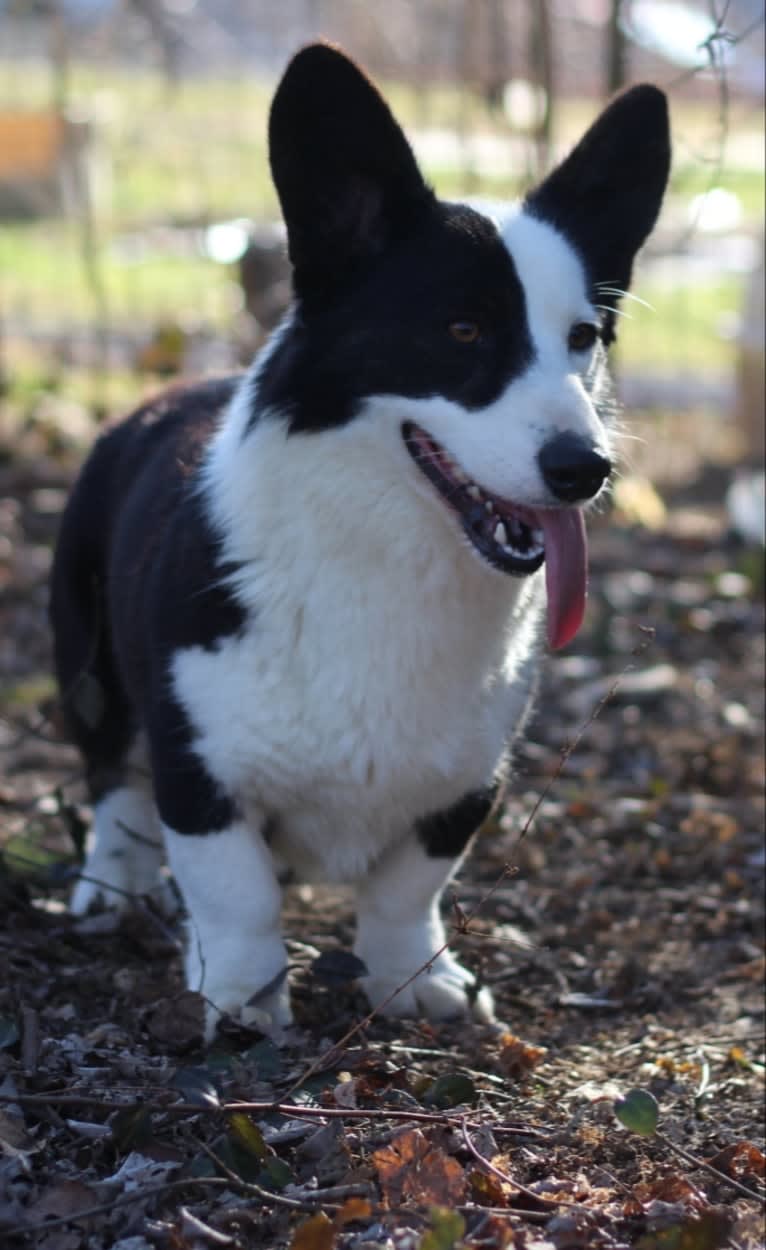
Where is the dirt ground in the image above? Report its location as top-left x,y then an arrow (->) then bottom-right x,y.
0,438 -> 764,1250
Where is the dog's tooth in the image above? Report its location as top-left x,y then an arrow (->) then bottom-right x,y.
467,485 -> 481,501
494,521 -> 508,546
485,500 -> 493,514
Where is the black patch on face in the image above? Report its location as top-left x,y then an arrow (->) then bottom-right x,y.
51,376 -> 246,833
254,202 -> 534,434
416,785 -> 497,859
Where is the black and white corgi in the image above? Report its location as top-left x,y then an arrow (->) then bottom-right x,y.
51,44 -> 670,1039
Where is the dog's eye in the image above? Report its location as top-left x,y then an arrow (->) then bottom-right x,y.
449,321 -> 480,344
568,322 -> 598,352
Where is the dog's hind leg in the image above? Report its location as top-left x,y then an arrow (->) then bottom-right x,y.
354,793 -> 496,1023
70,739 -> 165,915
51,520 -> 164,914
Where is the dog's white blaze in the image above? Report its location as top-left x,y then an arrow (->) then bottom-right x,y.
381,212 -> 608,510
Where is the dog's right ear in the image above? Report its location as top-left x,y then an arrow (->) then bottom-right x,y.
269,43 -> 434,303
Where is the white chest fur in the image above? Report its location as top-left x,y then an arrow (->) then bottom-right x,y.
170,390 -> 544,880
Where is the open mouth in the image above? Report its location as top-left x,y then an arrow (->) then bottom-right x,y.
402,421 -> 588,650
403,421 -> 545,577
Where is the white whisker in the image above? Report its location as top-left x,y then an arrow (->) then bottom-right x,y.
595,303 -> 631,321
596,284 -> 655,312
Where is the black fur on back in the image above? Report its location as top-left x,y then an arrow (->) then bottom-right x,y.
50,375 -> 245,829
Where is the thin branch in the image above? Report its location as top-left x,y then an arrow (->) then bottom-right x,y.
0,1088 -> 543,1137
655,1130 -> 766,1207
460,1118 -> 591,1212
2,1175 -> 234,1241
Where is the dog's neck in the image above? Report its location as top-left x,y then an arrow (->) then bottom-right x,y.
199,359 -> 536,673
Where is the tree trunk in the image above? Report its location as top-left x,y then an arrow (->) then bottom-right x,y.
606,0 -> 628,96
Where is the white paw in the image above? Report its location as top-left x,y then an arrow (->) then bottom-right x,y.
70,787 -> 164,915
185,934 -> 294,1042
200,968 -> 294,1042
70,846 -> 166,915
361,952 -> 495,1023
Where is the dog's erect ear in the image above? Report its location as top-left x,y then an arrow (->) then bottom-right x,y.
526,85 -> 670,341
269,43 -> 434,301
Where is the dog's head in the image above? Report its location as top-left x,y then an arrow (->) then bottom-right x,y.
260,44 -> 670,647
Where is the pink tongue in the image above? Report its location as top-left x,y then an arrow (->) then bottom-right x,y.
538,508 -> 588,650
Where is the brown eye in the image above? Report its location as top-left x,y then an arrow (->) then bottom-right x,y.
449,320 -> 480,344
568,322 -> 598,352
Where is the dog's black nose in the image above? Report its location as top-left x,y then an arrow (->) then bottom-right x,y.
538,432 -> 612,503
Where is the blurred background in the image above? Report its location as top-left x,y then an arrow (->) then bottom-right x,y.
0,0 -> 763,506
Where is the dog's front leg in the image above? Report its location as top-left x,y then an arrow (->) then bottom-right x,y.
163,822 -> 292,1041
354,833 -> 494,1023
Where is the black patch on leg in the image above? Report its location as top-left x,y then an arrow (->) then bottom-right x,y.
150,694 -> 239,835
416,786 -> 497,859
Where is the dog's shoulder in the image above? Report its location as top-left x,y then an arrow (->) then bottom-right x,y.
84,377 -> 249,687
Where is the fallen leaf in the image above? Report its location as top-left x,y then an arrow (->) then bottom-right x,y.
634,1174 -> 708,1212
418,1205 -> 466,1250
615,1088 -> 660,1136
469,1167 -> 510,1207
0,1108 -> 35,1157
0,1015 -> 20,1052
334,1197 -> 372,1225
146,990 -> 204,1048
636,1209 -> 734,1250
373,1127 -> 466,1207
497,1032 -> 547,1081
706,1141 -> 765,1182
32,1179 -> 100,1223
170,1066 -> 221,1108
289,1210 -> 337,1250
423,1072 -> 477,1108
228,1113 -> 269,1160
111,1104 -> 154,1153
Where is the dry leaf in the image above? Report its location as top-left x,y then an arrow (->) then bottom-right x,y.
497,1032 -> 547,1081
335,1197 -> 373,1225
634,1173 -> 708,1212
289,1210 -> 337,1250
469,1167 -> 511,1207
707,1141 -> 766,1182
372,1127 -> 466,1207
146,990 -> 204,1048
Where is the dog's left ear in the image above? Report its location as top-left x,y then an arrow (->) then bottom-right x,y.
269,43 -> 434,303
527,85 -> 670,340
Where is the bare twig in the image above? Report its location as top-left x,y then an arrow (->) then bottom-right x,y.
1,1176 -> 233,1241
460,1118 -> 590,1212
655,1130 -> 766,1207
0,1088 -> 543,1138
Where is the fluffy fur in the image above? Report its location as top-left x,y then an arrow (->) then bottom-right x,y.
51,44 -> 670,1039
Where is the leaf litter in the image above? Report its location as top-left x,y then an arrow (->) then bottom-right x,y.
0,451 -> 764,1248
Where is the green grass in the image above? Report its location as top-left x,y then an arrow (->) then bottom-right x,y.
618,275 -> 744,375
1,55 -> 762,401
2,221 -> 234,327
